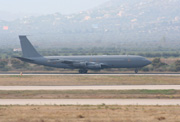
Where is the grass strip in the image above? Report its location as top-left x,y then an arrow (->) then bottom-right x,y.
0,90 -> 179,99
0,75 -> 180,85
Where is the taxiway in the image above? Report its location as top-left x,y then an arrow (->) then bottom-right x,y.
1,85 -> 180,90
0,73 -> 180,76
0,99 -> 179,105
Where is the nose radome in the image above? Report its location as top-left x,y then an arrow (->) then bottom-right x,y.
146,59 -> 152,65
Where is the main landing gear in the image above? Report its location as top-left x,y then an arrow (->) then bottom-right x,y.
135,69 -> 138,74
79,69 -> 88,74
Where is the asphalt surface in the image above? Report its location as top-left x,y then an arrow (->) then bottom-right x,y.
0,73 -> 180,76
1,85 -> 180,90
0,99 -> 179,105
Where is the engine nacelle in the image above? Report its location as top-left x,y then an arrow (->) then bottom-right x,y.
72,62 -> 87,68
86,62 -> 102,69
72,62 -> 102,69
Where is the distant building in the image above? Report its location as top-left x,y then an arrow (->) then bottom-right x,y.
13,48 -> 22,52
84,16 -> 91,20
3,26 -> 8,30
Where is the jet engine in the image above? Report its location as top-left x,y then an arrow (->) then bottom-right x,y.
72,62 -> 102,69
72,62 -> 87,68
86,62 -> 102,69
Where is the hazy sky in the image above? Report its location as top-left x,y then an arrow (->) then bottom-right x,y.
0,0 -> 108,15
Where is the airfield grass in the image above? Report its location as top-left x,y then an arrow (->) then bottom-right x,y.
0,90 -> 179,99
0,75 -> 180,86
0,105 -> 180,122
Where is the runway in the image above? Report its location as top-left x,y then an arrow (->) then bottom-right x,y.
0,99 -> 179,105
1,85 -> 180,90
0,73 -> 180,76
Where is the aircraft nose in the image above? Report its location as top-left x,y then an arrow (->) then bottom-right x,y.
146,59 -> 152,65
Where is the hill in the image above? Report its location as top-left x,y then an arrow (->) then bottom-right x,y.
0,0 -> 180,49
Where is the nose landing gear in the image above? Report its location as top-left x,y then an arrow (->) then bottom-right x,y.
135,69 -> 138,74
79,69 -> 88,74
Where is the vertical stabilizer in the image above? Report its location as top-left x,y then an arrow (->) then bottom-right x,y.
19,36 -> 42,58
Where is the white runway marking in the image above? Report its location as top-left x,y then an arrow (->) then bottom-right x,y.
1,85 -> 180,90
0,99 -> 180,105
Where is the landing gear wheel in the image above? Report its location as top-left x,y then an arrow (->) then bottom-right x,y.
135,69 -> 138,74
79,69 -> 88,74
83,69 -> 88,74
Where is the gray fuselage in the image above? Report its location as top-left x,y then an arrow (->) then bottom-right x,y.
28,55 -> 151,69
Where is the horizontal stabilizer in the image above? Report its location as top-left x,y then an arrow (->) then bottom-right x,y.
14,57 -> 34,62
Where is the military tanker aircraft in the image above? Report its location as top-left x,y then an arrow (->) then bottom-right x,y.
15,36 -> 151,73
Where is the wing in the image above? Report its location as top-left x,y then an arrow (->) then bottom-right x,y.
14,56 -> 34,62
47,59 -> 109,69
47,59 -> 77,64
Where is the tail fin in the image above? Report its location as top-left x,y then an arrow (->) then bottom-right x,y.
19,36 -> 42,58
